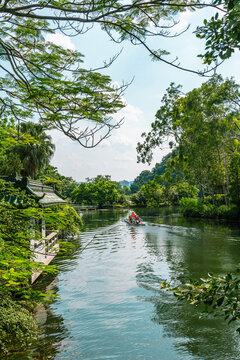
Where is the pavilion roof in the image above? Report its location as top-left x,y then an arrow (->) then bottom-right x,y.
0,174 -> 66,207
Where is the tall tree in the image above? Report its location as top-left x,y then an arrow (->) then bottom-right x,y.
13,122 -> 55,179
137,76 -> 240,202
71,175 -> 119,207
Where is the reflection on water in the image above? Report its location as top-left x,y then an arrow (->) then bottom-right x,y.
8,208 -> 240,359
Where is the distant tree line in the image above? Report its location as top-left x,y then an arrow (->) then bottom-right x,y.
71,175 -> 131,208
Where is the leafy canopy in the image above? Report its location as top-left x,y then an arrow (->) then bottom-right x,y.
0,0 -> 239,149
137,76 -> 240,204
196,0 -> 240,64
71,175 -> 119,207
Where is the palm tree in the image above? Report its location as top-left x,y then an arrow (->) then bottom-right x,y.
14,122 -> 55,179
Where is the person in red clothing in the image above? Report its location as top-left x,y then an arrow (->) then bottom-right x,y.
129,210 -> 135,223
128,210 -> 141,224
135,215 -> 140,224
131,211 -> 139,224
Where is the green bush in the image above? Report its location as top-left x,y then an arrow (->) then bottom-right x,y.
180,198 -> 240,219
227,204 -> 240,218
214,194 -> 227,206
0,296 -> 38,354
202,196 -> 212,204
179,198 -> 202,217
57,205 -> 83,234
203,203 -> 217,218
180,198 -> 213,218
216,205 -> 229,218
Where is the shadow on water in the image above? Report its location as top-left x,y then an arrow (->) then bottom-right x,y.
135,273 -> 240,360
80,208 -> 127,231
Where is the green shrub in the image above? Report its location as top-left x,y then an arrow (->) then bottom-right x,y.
227,204 -> 240,218
0,296 -> 38,354
214,194 -> 227,206
179,198 -> 202,217
179,198 -> 213,218
202,203 -> 216,218
179,198 -> 239,219
216,205 -> 229,218
58,205 -> 83,234
202,196 -> 212,204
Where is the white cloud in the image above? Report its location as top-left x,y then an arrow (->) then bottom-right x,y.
45,33 -> 76,51
48,101 -> 155,181
122,103 -> 143,123
173,10 -> 195,34
110,103 -> 145,148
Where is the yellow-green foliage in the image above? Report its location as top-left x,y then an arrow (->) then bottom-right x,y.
55,205 -> 83,234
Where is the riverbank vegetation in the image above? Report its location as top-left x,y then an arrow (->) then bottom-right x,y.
0,123 -> 83,354
0,179 -> 83,354
135,76 -> 240,220
133,74 -> 240,325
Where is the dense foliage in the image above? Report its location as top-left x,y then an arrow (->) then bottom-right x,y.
137,76 -> 240,214
179,198 -> 239,219
37,165 -> 78,199
0,121 -> 83,354
71,175 -> 120,207
0,180 -> 83,354
196,0 -> 240,65
0,296 -> 38,354
132,179 -> 199,207
131,153 -> 171,193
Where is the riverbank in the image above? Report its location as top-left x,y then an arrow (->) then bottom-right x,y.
179,198 -> 240,221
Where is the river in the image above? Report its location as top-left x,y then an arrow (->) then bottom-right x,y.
12,208 -> 240,359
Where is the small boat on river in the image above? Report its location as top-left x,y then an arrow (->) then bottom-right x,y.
124,210 -> 145,226
124,218 -> 145,226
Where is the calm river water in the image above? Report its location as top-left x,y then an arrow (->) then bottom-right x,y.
13,208 -> 240,359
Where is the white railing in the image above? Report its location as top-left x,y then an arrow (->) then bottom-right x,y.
31,231 -> 59,283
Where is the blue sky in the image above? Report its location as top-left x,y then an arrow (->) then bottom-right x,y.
47,7 -> 240,182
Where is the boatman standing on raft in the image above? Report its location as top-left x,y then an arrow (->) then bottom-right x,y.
129,210 -> 140,224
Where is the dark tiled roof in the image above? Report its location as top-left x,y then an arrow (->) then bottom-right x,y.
0,174 -> 66,207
